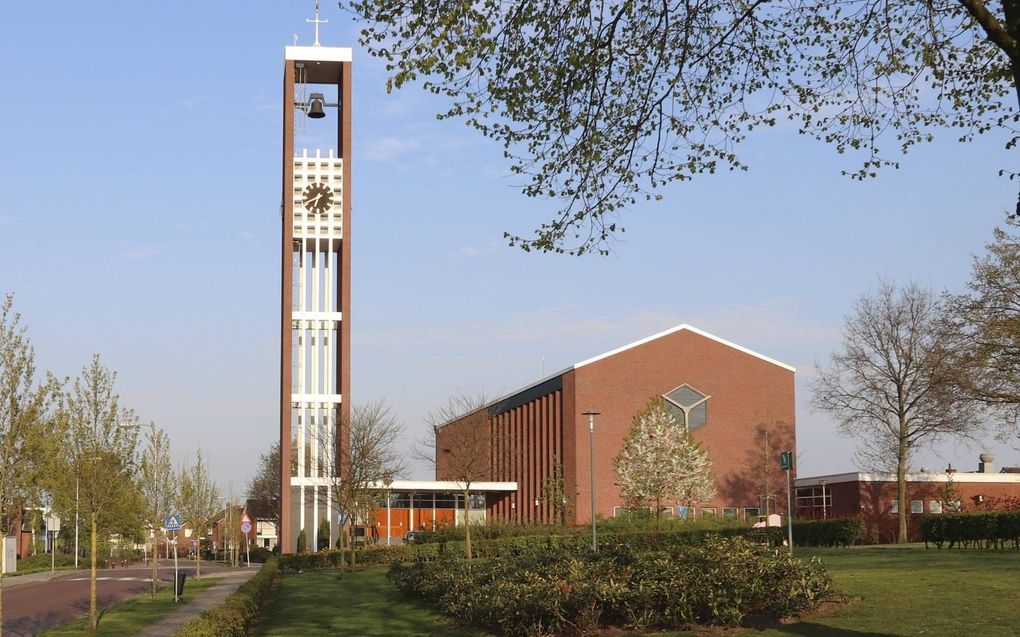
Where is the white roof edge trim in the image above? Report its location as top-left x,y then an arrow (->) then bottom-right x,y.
367,479 -> 518,492
437,324 -> 793,430
795,471 -> 1020,485
433,366 -> 573,431
285,45 -> 353,62
573,324 -> 796,373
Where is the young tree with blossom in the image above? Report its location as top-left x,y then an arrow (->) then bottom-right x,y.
614,398 -> 716,526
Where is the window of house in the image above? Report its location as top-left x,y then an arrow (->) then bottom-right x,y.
910,500 -> 923,514
723,507 -> 738,519
613,506 -> 628,518
658,507 -> 674,517
890,500 -> 899,514
662,384 -> 710,431
948,500 -> 962,512
744,507 -> 760,520
677,505 -> 691,518
795,485 -> 832,516
929,500 -> 943,514
701,507 -> 717,518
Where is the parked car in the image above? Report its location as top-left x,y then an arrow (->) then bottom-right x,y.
402,530 -> 428,544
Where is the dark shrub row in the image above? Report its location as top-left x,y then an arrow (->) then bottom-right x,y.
791,518 -> 866,547
389,536 -> 831,636
278,526 -> 789,571
920,511 -> 1020,549
175,558 -> 279,636
279,544 -> 443,571
440,526 -> 785,559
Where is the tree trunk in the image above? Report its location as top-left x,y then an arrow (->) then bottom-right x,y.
350,525 -> 356,569
1,553 -> 6,637
150,534 -> 158,600
89,513 -> 98,631
896,435 -> 909,544
195,542 -> 201,580
463,488 -> 472,560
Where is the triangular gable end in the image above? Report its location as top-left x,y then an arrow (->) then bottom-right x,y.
572,324 -> 795,373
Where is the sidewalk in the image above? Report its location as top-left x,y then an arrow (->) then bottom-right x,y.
143,568 -> 258,637
1,568 -> 76,588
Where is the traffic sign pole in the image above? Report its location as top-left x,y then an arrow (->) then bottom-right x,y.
781,451 -> 794,555
240,514 -> 253,568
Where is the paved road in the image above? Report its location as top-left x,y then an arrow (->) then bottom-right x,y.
2,562 -> 244,637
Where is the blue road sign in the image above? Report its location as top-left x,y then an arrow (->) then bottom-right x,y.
165,513 -> 183,530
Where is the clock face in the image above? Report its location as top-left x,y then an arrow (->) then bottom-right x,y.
302,182 -> 334,214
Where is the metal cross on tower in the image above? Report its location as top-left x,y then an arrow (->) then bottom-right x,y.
307,0 -> 328,47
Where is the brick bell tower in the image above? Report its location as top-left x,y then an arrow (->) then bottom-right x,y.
279,2 -> 351,554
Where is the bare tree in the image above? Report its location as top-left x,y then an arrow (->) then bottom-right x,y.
318,401 -> 405,567
0,294 -> 57,636
61,355 -> 139,630
420,390 -> 492,560
137,424 -> 177,599
813,281 -> 983,543
179,450 -> 220,579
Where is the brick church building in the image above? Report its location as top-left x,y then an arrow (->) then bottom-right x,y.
436,324 -> 797,525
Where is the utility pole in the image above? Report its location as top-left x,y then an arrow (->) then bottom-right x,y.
583,411 -> 600,552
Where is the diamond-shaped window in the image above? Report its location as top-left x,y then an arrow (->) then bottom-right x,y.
662,384 -> 709,431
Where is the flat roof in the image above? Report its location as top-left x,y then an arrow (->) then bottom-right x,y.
368,479 -> 517,492
285,45 -> 352,62
796,471 -> 1020,487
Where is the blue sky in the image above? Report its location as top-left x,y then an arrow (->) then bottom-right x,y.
1,2 -> 1016,494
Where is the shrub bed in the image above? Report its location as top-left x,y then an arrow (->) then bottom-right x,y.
175,558 -> 279,636
389,536 -> 831,636
792,518 -> 866,547
279,525 -> 788,572
921,510 -> 1020,549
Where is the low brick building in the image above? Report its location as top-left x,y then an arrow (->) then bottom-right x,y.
795,454 -> 1020,542
437,324 -> 797,525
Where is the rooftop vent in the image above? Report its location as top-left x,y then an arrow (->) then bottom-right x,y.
979,453 -> 995,474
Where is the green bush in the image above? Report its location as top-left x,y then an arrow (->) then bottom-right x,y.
278,543 -> 442,571
296,529 -> 307,554
389,536 -> 831,636
278,524 -> 788,572
921,510 -> 1020,549
246,546 -> 273,563
175,558 -> 279,636
12,553 -> 76,575
792,518 -> 865,547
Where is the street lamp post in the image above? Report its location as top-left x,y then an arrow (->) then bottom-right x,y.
820,480 -> 828,520
583,411 -> 600,552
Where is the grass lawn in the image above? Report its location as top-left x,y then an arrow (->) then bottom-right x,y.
254,568 -> 490,637
255,547 -> 1020,636
654,545 -> 1020,637
39,577 -> 222,636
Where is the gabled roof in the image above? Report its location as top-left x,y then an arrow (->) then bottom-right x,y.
573,324 -> 795,372
440,324 -> 794,427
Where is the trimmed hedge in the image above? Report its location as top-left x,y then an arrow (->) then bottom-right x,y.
389,535 -> 832,636
174,558 -> 279,636
277,526 -> 787,571
920,511 -> 1020,549
791,518 -> 865,547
